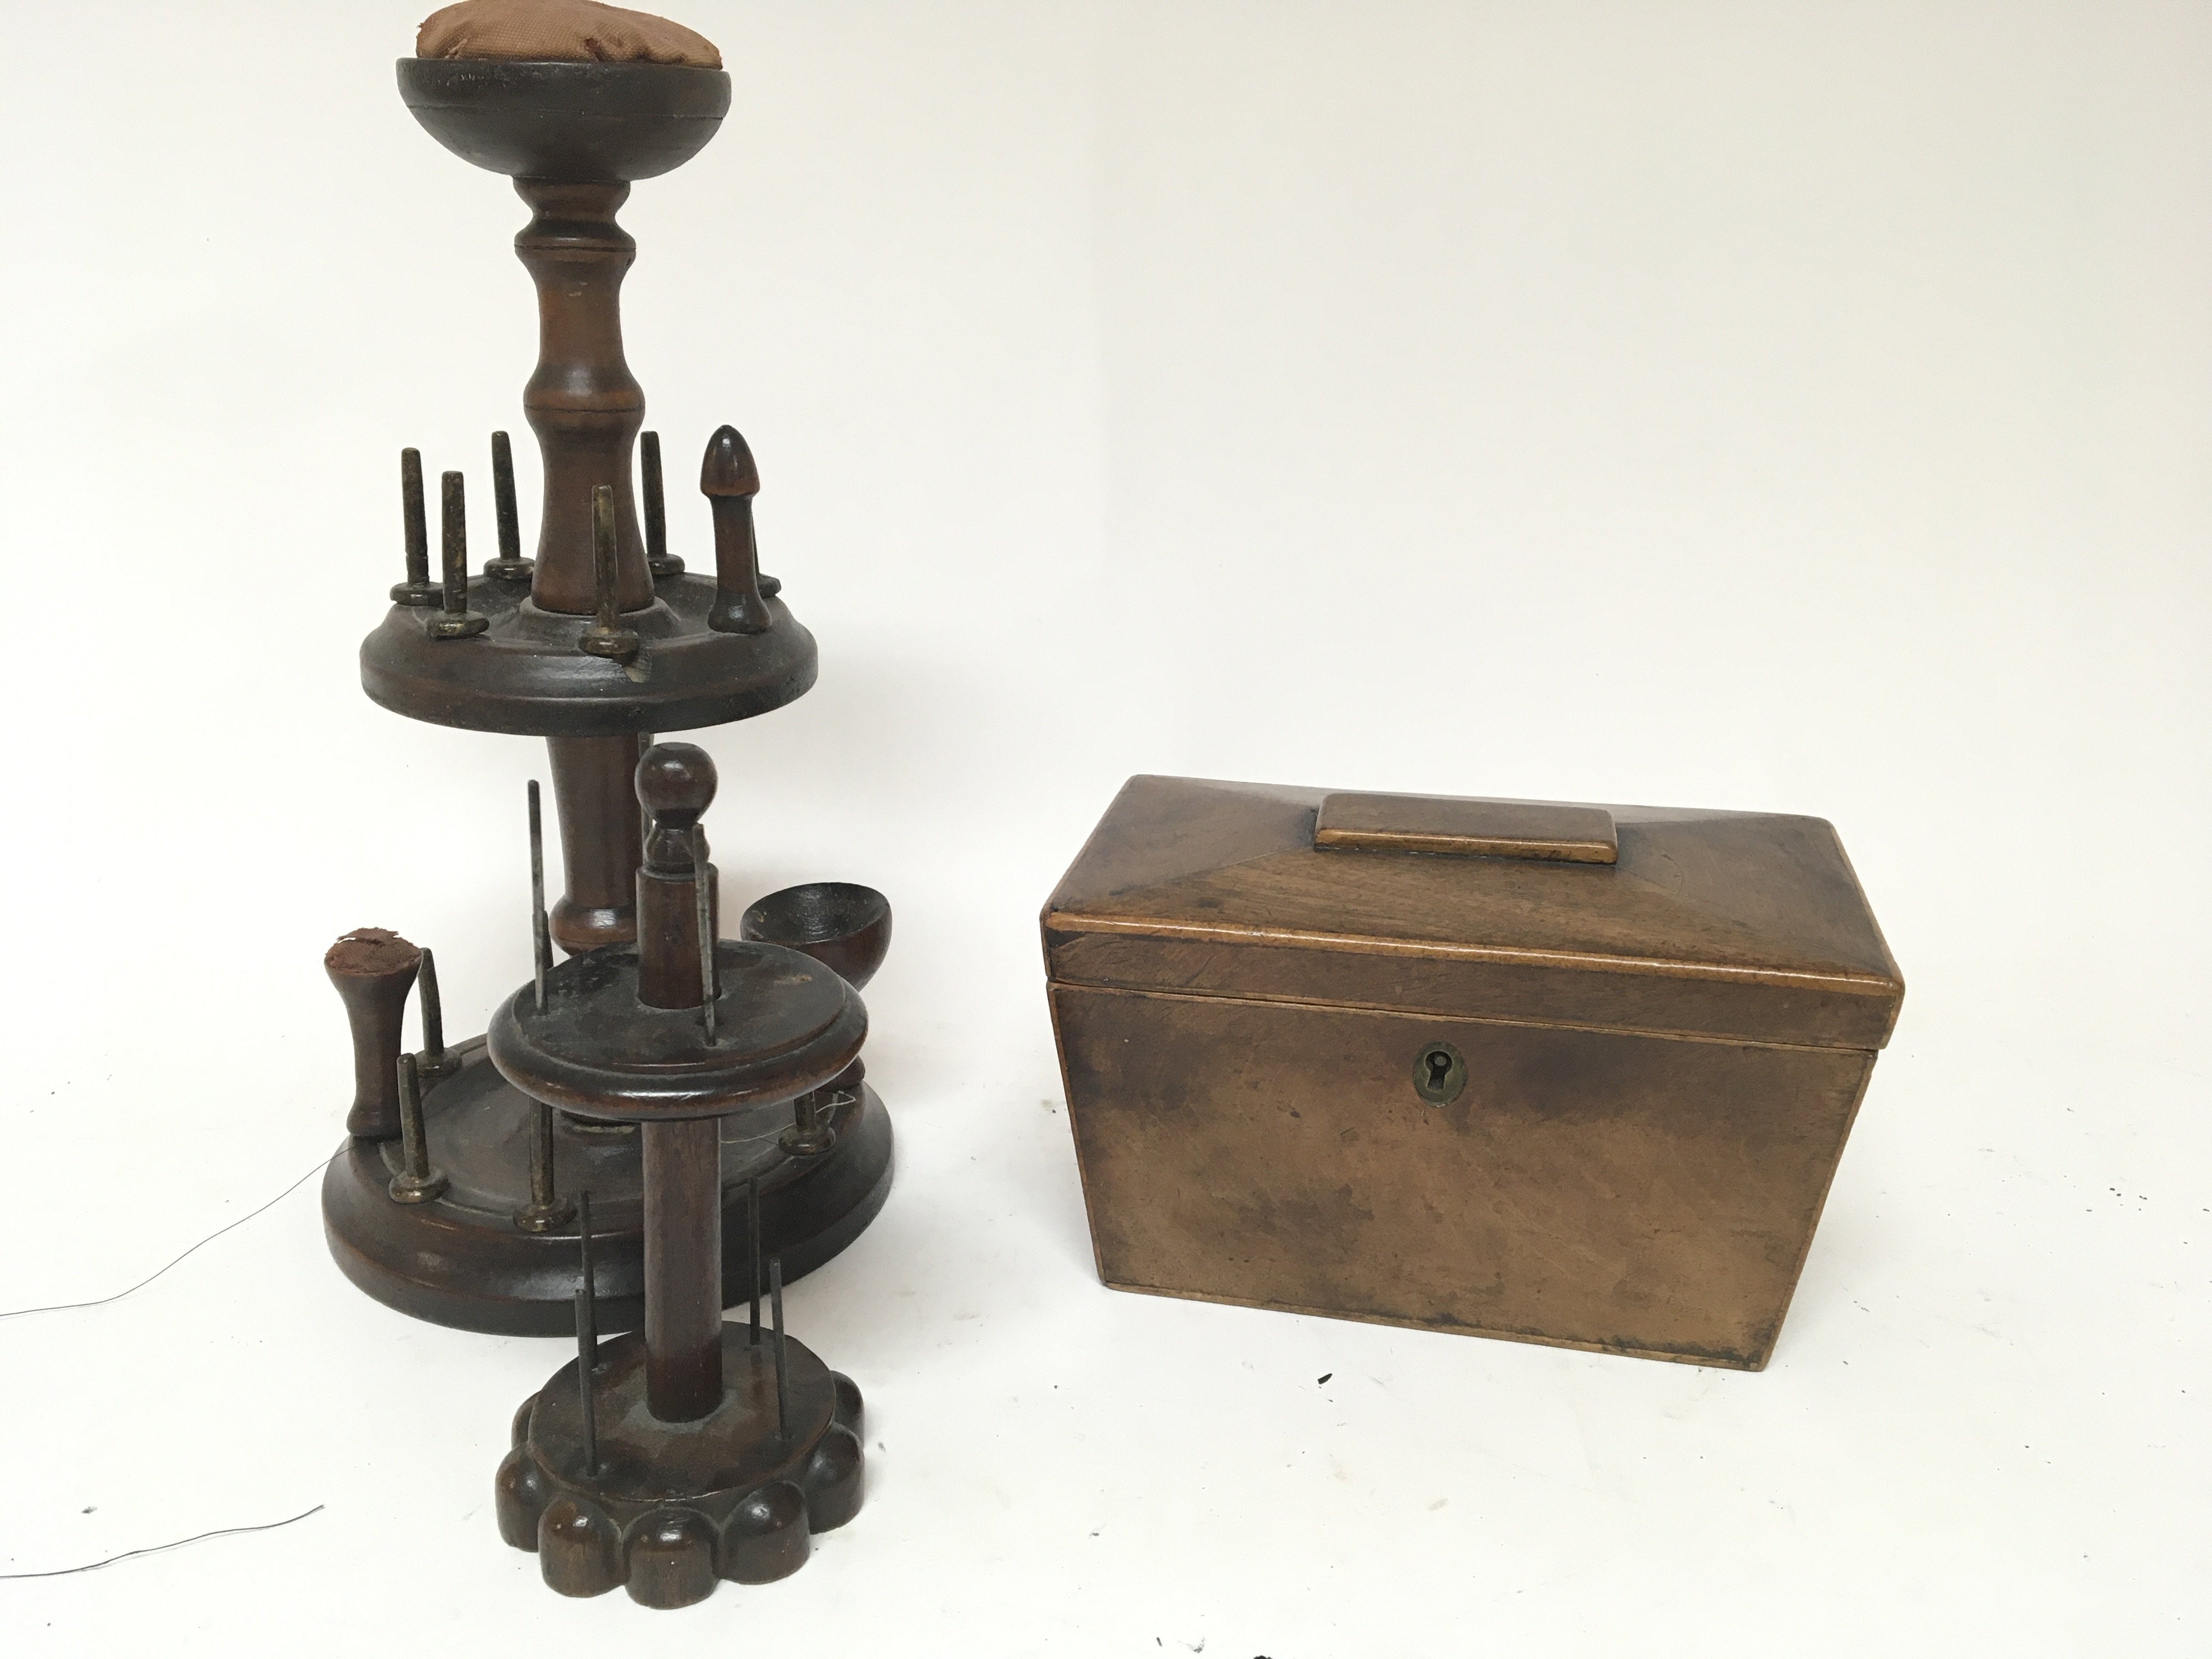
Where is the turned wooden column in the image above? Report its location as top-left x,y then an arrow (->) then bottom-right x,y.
546,733 -> 650,955
641,1118 -> 723,1421
514,178 -> 658,952
514,177 -> 652,615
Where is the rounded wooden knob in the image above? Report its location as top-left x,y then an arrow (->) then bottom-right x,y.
635,742 -> 716,826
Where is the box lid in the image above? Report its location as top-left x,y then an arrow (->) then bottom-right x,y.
1041,776 -> 1904,1051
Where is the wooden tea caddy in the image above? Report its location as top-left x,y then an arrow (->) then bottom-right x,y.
321,55 -> 894,1335
1043,777 -> 1905,1371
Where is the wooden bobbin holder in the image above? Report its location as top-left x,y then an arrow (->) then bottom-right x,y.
320,56 -> 894,1335
493,746 -> 866,1605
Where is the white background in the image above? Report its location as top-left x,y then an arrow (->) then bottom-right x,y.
1,2 -> 2205,1653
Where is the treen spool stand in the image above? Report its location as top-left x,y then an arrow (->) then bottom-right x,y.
493,744 -> 867,1606
320,55 -> 895,1335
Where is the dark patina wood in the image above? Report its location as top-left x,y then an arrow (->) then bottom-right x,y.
490,744 -> 868,1604
1043,775 -> 1905,1372
326,928 -> 421,1139
546,733 -> 649,956
325,50 -> 898,1334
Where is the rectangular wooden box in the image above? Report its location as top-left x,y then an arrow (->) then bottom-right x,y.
1041,776 -> 1904,1370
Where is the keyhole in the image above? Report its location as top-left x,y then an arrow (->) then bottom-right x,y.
1411,1040 -> 1466,1105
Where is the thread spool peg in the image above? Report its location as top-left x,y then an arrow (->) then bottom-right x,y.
391,448 -> 441,606
428,469 -> 490,639
780,1090 -> 836,1156
415,946 -> 458,1083
578,483 -> 641,661
388,1052 -> 449,1205
484,430 -> 535,582
642,430 -> 683,577
513,1100 -> 575,1233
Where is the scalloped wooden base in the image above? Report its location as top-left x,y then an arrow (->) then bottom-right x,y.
496,1327 -> 864,1606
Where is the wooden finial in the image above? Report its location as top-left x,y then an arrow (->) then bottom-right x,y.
633,743 -> 718,1010
701,426 -> 771,634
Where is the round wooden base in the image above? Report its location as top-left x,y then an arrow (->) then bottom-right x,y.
359,572 -> 817,737
321,1037 -> 893,1334
496,1327 -> 864,1606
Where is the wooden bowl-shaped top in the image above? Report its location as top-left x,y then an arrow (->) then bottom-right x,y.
740,883 -> 892,991
397,57 -> 730,182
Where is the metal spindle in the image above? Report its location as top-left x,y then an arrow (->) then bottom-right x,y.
416,946 -> 450,1079
391,448 -> 437,605
528,780 -> 549,1012
748,1176 -> 762,1346
388,1052 -> 448,1204
428,470 -> 488,638
642,430 -> 681,576
770,1255 -> 789,1442
485,430 -> 533,581
578,483 -> 639,661
692,825 -> 717,1043
577,1190 -> 599,1372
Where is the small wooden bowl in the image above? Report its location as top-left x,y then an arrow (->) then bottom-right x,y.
740,884 -> 891,991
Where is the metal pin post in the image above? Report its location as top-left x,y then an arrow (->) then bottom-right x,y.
578,484 -> 640,661
514,1101 -> 574,1232
577,1190 -> 599,1373
391,448 -> 439,605
484,431 -> 534,582
642,430 -> 682,577
692,825 -> 717,1044
770,1255 -> 789,1442
528,780 -> 550,1012
574,1285 -> 599,1477
748,1176 -> 762,1347
428,470 -> 489,639
781,1086 -> 836,1155
388,1052 -> 448,1204
415,946 -> 453,1081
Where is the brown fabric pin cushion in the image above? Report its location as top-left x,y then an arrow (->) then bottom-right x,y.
417,0 -> 722,69
325,927 -> 421,977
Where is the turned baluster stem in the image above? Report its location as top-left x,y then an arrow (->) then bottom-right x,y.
514,179 -> 651,617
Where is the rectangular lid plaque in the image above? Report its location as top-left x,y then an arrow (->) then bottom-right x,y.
1313,792 -> 1618,864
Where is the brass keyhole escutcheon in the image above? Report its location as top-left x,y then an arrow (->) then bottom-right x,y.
1412,1041 -> 1467,1107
